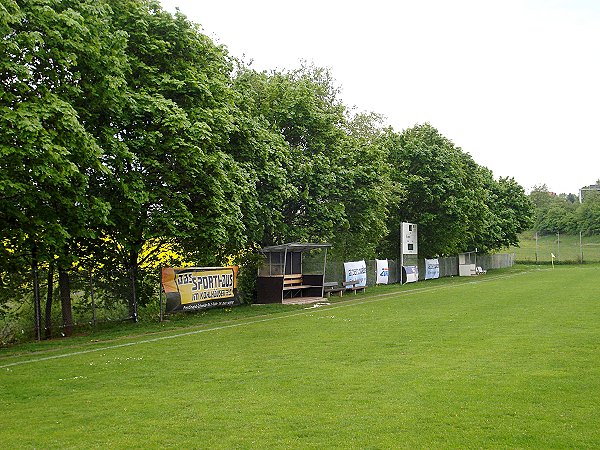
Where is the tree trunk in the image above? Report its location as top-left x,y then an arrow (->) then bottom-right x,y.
31,245 -> 42,341
59,266 -> 73,337
128,248 -> 139,322
44,263 -> 54,339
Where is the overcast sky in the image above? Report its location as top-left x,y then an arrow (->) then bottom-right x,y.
160,0 -> 600,195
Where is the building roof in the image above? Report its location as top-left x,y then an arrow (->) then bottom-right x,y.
260,242 -> 332,253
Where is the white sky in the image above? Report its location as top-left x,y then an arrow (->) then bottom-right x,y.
160,0 -> 600,195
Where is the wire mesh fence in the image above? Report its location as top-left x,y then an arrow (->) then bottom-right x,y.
320,253 -> 515,286
2,251 -> 516,345
0,267 -> 161,345
511,231 -> 600,263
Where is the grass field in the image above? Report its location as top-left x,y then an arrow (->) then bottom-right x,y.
1,265 -> 599,448
511,231 -> 600,263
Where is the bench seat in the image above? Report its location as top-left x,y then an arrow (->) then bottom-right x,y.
343,280 -> 366,294
282,284 -> 315,291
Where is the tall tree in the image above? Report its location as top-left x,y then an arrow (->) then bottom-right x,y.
98,1 -> 250,318
479,175 -> 534,250
331,112 -> 393,260
383,123 -> 532,257
0,0 -> 117,335
577,191 -> 600,235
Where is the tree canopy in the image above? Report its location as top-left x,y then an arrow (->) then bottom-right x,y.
1,0 -> 535,338
530,184 -> 599,235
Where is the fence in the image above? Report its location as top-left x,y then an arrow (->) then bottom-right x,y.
314,253 -> 515,287
0,267 -> 160,345
2,252 -> 515,345
510,231 -> 600,263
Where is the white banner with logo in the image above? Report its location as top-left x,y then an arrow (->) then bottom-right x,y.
403,265 -> 419,283
344,260 -> 367,287
376,259 -> 389,284
424,258 -> 440,280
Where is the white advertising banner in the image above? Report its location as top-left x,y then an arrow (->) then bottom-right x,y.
425,258 -> 440,280
376,259 -> 389,284
403,265 -> 419,283
344,260 -> 367,287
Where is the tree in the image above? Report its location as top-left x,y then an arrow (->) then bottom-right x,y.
482,176 -> 534,249
382,123 -> 532,257
331,112 -> 392,260
228,64 -> 294,248
577,191 -> 600,235
96,1 -> 251,319
230,65 -> 348,245
384,124 -> 480,257
529,185 -> 577,234
0,0 -> 118,336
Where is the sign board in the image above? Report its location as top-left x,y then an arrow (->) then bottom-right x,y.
344,260 -> 367,288
425,258 -> 440,280
402,265 -> 419,283
162,266 -> 239,313
376,259 -> 389,284
402,222 -> 418,255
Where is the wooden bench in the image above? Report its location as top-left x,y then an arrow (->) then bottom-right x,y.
282,274 -> 311,290
343,280 -> 366,294
323,281 -> 344,298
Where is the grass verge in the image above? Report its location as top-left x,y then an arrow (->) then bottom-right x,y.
1,265 -> 599,448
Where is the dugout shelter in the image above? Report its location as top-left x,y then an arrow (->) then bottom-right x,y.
256,242 -> 330,304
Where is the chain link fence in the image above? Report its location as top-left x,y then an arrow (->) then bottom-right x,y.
3,252 -> 515,345
319,253 -> 515,286
0,267 -> 161,345
511,231 -> 600,263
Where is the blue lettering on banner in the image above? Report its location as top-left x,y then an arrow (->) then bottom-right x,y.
347,267 -> 367,276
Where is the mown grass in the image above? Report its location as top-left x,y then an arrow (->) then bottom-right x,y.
1,265 -> 599,448
511,231 -> 600,263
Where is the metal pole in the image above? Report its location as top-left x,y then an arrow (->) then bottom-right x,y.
321,248 -> 328,298
400,222 -> 404,286
580,231 -> 583,263
535,232 -> 538,264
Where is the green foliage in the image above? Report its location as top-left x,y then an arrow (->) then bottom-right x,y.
229,64 -> 392,260
0,0 -> 113,271
482,175 -> 534,249
381,124 -> 532,257
577,191 -> 600,235
529,185 -> 598,235
1,1 -> 535,338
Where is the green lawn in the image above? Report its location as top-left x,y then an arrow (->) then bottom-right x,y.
1,265 -> 600,448
511,231 -> 600,263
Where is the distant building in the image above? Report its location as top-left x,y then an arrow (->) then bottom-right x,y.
579,184 -> 600,202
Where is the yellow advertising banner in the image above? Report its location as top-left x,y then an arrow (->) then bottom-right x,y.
162,266 -> 239,312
